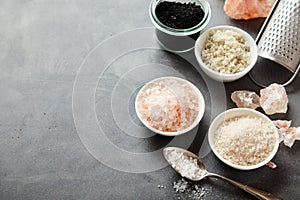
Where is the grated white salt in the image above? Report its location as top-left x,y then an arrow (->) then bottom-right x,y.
201,29 -> 251,74
214,115 -> 276,166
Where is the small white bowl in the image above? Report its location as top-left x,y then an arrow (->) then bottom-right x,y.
135,76 -> 205,136
195,25 -> 258,82
208,108 -> 279,170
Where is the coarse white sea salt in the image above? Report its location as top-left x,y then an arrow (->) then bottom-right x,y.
214,115 -> 277,166
165,149 -> 205,180
136,78 -> 200,132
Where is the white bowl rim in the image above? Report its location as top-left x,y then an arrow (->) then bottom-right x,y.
135,76 -> 205,136
194,25 -> 258,79
208,108 -> 279,170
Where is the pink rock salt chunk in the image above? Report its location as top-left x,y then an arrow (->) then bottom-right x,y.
273,120 -> 292,130
231,90 -> 260,109
273,120 -> 291,142
260,83 -> 288,115
224,0 -> 275,20
284,127 -> 300,148
273,120 -> 300,147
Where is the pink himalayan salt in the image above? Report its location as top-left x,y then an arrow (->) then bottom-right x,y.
136,78 -> 199,132
284,127 -> 300,148
231,90 -> 260,109
273,120 -> 300,148
266,161 -> 277,169
224,0 -> 274,20
273,120 -> 292,131
260,83 -> 288,115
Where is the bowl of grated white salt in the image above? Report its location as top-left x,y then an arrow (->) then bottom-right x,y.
194,25 -> 258,82
135,76 -> 205,136
208,108 -> 279,170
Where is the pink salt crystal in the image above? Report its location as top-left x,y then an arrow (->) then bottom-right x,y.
273,120 -> 292,142
266,161 -> 277,169
260,83 -> 288,115
277,128 -> 286,143
273,120 -> 292,130
284,127 -> 300,148
224,0 -> 275,20
272,120 -> 300,147
231,90 -> 260,109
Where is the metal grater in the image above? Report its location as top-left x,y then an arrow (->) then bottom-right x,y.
251,0 -> 300,87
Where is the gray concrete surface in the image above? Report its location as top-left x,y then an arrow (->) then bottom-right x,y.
0,0 -> 299,199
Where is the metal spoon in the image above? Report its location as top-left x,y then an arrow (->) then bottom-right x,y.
163,147 -> 283,200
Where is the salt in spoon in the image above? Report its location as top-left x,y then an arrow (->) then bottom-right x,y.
163,147 -> 283,200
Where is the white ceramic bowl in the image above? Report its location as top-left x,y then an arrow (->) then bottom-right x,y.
208,108 -> 279,170
135,76 -> 205,136
195,25 -> 258,82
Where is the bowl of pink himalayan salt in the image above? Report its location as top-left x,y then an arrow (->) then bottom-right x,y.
208,108 -> 280,170
135,76 -> 205,136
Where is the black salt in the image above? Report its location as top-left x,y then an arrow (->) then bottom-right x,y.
155,1 -> 205,29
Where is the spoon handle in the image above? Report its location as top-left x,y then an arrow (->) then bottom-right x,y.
207,173 -> 283,200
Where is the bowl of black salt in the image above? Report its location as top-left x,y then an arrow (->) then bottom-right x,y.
149,0 -> 211,52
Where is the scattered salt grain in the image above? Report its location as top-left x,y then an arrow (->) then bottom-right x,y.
173,178 -> 189,193
266,161 -> 277,169
157,184 -> 166,189
173,178 -> 208,200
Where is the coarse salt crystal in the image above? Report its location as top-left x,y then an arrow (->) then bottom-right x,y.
260,83 -> 288,115
273,120 -> 300,148
231,90 -> 260,109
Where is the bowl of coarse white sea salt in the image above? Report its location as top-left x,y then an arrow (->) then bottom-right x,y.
135,76 -> 205,136
208,108 -> 279,170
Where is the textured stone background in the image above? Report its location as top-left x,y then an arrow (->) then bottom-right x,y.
0,0 -> 299,199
